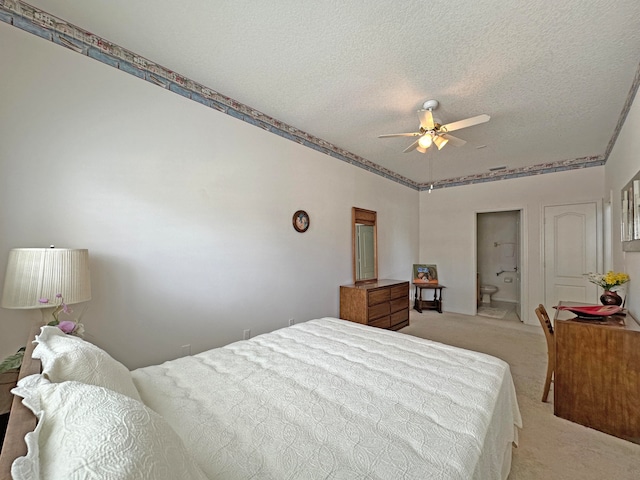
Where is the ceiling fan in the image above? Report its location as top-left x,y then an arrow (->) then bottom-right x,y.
379,100 -> 490,153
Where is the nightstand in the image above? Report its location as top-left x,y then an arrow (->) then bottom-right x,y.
413,283 -> 446,313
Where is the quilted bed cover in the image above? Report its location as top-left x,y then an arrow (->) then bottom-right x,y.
132,318 -> 521,480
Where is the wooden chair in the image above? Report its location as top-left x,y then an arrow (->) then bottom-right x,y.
535,304 -> 554,402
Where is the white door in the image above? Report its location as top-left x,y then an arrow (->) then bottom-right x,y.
544,203 -> 599,307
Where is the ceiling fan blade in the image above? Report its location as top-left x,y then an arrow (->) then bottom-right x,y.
403,139 -> 420,153
441,114 -> 490,133
441,133 -> 466,147
378,132 -> 421,138
418,109 -> 435,130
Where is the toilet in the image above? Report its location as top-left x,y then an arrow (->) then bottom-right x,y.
480,285 -> 498,304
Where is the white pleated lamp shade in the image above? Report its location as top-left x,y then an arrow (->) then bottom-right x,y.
1,248 -> 91,309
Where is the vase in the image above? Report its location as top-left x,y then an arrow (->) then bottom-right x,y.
600,290 -> 623,306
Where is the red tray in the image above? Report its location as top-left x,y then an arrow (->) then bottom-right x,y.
554,305 -> 622,318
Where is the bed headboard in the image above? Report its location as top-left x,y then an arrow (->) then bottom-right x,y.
0,326 -> 41,480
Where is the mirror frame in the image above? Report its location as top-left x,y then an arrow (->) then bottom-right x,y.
352,207 -> 378,284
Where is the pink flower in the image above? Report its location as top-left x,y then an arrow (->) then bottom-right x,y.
39,298 -> 50,304
57,321 -> 77,334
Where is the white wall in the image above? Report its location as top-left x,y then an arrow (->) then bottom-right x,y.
419,167 -> 605,325
0,24 -> 419,368
605,86 -> 640,319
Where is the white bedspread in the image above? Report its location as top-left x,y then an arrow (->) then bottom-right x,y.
132,318 -> 521,480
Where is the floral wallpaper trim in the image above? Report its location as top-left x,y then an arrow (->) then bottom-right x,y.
423,155 -> 606,191
0,1 -> 624,191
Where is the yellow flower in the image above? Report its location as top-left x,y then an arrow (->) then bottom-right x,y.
603,271 -> 629,287
586,271 -> 630,290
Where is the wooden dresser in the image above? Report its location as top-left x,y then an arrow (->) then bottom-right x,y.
554,303 -> 640,444
339,279 -> 409,330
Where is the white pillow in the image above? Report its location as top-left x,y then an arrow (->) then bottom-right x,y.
11,374 -> 208,480
32,326 -> 141,401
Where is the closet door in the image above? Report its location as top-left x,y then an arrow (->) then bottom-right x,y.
544,203 -> 599,307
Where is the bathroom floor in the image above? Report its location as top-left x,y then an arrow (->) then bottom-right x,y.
477,300 -> 521,323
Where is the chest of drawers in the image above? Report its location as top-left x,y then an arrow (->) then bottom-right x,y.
339,279 -> 409,330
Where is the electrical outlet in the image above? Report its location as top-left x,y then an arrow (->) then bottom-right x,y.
288,318 -> 295,326
181,344 -> 191,356
243,329 -> 251,340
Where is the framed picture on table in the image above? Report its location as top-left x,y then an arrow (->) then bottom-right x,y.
413,264 -> 438,284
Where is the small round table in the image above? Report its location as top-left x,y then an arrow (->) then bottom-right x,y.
413,283 -> 446,313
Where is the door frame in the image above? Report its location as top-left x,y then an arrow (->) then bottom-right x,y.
474,207 -> 527,321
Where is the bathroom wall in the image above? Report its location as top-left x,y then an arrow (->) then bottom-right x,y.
477,211 -> 519,303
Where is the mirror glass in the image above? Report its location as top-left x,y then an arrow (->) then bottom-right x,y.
353,207 -> 378,283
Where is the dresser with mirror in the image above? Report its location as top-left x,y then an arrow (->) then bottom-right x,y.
339,207 -> 409,330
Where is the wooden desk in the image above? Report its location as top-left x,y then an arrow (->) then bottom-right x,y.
413,283 -> 445,313
554,302 -> 640,444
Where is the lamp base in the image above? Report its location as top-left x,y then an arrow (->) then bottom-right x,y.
39,307 -> 56,325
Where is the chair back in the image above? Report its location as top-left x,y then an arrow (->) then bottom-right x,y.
535,303 -> 555,403
535,304 -> 554,351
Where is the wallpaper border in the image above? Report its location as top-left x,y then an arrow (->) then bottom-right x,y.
1,1 -> 628,191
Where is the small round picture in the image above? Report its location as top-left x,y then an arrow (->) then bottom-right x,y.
293,210 -> 310,232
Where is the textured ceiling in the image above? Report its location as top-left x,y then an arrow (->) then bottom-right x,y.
19,0 -> 640,187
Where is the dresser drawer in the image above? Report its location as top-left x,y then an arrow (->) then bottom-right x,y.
390,308 -> 409,327
390,284 -> 408,299
369,316 -> 391,329
339,280 -> 410,331
369,302 -> 390,320
390,297 -> 407,313
368,289 -> 391,306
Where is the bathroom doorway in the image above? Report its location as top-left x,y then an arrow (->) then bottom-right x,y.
476,210 -> 522,321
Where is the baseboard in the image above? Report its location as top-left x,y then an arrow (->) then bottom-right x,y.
492,298 -> 517,304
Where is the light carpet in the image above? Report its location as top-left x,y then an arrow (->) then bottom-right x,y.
477,306 -> 508,319
400,309 -> 640,480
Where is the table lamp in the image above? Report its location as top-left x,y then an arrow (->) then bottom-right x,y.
1,247 -> 91,324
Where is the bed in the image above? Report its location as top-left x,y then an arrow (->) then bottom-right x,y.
0,317 -> 522,479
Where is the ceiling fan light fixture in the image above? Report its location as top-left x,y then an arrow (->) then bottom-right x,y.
433,135 -> 448,150
378,100 -> 489,154
417,134 -> 433,149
